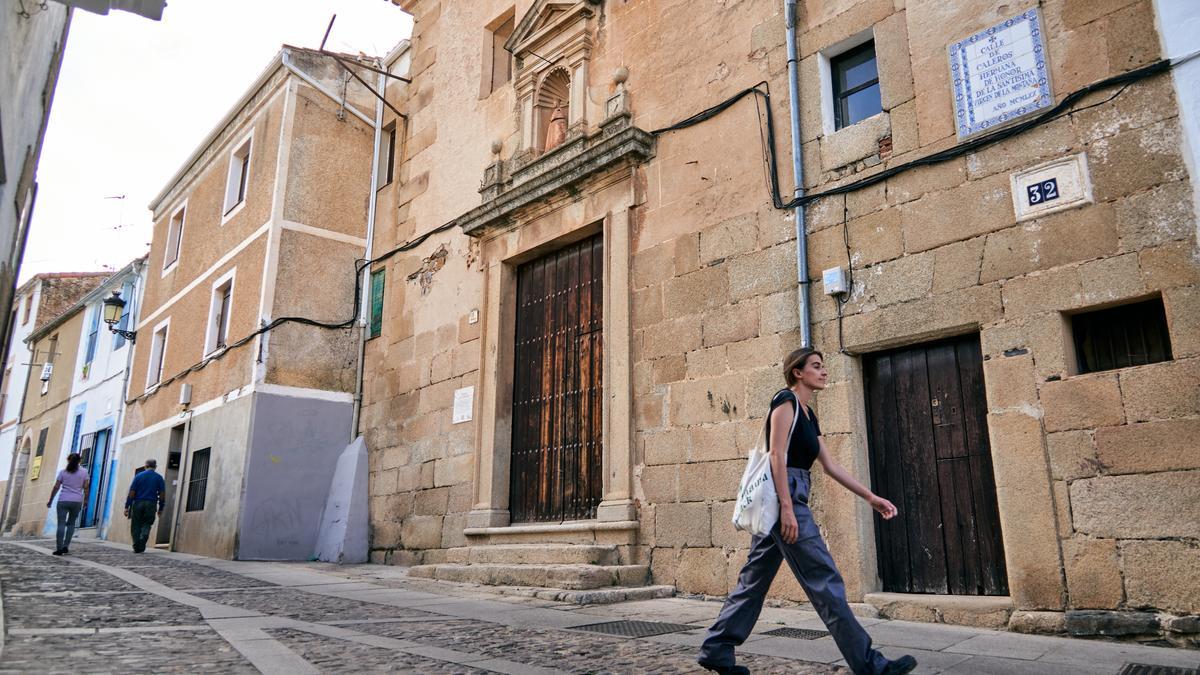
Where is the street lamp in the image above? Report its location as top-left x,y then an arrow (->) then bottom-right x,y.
102,290 -> 136,343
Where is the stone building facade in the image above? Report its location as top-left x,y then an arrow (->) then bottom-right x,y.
0,2 -> 71,380
6,290 -> 93,534
0,262 -> 146,540
116,47 -> 379,559
361,0 -> 1199,639
0,272 -> 110,530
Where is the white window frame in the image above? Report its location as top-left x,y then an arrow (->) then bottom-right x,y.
145,317 -> 170,391
818,28 -> 876,136
204,268 -> 236,357
221,132 -> 254,224
377,122 -> 397,189
162,200 -> 187,276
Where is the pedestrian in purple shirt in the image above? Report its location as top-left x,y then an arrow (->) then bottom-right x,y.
47,453 -> 88,555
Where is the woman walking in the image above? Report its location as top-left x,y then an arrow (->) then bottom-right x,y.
46,452 -> 88,556
698,349 -> 916,675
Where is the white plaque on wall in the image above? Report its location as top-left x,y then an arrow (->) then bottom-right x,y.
1010,153 -> 1094,222
949,8 -> 1052,140
452,386 -> 474,424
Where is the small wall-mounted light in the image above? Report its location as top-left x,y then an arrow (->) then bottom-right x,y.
102,290 -> 137,343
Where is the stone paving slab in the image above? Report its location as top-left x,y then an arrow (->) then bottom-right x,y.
6,539 -> 1199,675
862,619 -> 984,651
1036,638 -> 1200,670
941,654 -> 1100,674
942,631 -> 1065,660
354,615 -> 836,674
268,628 -> 499,674
191,587 -> 439,623
4,584 -> 203,629
124,563 -> 277,590
853,645 -> 974,673
736,634 -> 849,664
0,628 -> 255,673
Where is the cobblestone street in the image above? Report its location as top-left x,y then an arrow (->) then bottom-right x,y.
1,539 -> 1198,674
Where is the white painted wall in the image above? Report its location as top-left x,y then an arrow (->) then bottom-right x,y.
41,264 -> 144,538
0,282 -> 43,483
1154,0 -> 1200,238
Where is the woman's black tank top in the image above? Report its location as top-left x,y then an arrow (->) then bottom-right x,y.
765,389 -> 823,470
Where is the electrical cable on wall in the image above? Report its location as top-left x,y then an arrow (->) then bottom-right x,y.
126,53 -> 1196,406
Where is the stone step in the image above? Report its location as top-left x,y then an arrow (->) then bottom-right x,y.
408,563 -> 649,590
465,544 -> 620,566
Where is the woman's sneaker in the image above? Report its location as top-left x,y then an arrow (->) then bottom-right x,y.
883,655 -> 918,674
697,659 -> 750,675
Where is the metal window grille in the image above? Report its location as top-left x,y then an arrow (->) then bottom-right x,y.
832,41 -> 881,130
1072,298 -> 1173,374
186,448 -> 211,512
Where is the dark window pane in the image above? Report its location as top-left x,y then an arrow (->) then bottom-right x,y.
836,46 -> 879,91
1072,298 -> 1172,374
844,83 -> 882,126
832,42 -> 881,130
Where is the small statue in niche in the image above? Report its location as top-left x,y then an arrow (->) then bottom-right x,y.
544,101 -> 567,151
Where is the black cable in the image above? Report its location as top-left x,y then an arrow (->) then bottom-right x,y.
125,220 -> 459,405
782,58 -> 1174,209
836,198 -> 855,356
651,59 -> 1180,213
129,56 -> 1188,405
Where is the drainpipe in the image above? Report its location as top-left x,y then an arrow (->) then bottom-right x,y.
785,0 -> 812,348
350,65 -> 387,441
100,261 -> 143,540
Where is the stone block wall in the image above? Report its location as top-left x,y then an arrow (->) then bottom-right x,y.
362,0 -> 1199,633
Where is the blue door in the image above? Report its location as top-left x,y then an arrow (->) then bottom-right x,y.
80,429 -> 111,528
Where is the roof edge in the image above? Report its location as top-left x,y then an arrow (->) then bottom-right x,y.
25,258 -> 144,345
147,50 -> 287,213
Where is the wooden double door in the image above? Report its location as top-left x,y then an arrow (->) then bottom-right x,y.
864,335 -> 1008,596
509,234 -> 604,523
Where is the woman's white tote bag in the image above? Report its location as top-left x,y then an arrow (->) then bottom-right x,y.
731,392 -> 800,537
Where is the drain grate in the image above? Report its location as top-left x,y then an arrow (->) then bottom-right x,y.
571,620 -> 698,638
762,627 -> 830,640
1118,665 -> 1200,675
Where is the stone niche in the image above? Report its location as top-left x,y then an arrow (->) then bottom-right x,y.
458,0 -> 651,237
507,0 -> 602,161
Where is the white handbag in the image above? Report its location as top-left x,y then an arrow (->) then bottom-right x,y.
731,391 -> 801,537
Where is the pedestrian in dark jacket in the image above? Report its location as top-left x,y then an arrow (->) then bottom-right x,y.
699,348 -> 917,675
124,459 -> 166,553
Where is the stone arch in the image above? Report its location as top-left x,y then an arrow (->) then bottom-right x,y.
535,67 -> 571,151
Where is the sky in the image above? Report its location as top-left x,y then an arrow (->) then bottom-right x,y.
18,0 -> 413,282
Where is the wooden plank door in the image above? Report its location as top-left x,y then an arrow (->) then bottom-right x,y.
510,234 -> 604,523
864,334 -> 1008,596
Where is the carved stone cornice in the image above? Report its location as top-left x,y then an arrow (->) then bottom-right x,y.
453,117 -> 654,237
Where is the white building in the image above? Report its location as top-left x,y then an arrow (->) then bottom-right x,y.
50,258 -> 146,539
0,272 -> 110,507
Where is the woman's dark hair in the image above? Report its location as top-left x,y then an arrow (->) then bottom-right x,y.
65,452 -> 81,473
783,348 -> 824,386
